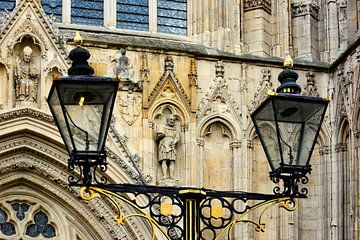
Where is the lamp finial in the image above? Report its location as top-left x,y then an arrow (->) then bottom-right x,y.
74,31 -> 83,47
284,55 -> 293,68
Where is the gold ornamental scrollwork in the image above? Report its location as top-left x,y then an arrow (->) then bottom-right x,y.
214,197 -> 297,239
80,187 -> 172,240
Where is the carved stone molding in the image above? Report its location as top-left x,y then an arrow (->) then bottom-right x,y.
319,145 -> 331,155
230,140 -> 242,149
244,0 -> 271,14
108,118 -> 152,184
292,3 -> 319,21
247,140 -> 254,149
335,143 -> 347,152
188,58 -> 198,87
0,108 -> 53,123
196,138 -> 204,147
0,155 -> 118,239
215,60 -> 224,79
197,61 -> 241,127
148,55 -> 191,109
249,68 -> 272,112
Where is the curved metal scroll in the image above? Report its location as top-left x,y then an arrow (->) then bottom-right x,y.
79,187 -> 184,240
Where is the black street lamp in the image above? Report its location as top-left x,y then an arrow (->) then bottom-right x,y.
47,32 -> 119,186
47,34 -> 329,240
251,58 -> 329,197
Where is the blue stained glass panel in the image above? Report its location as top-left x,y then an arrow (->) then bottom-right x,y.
41,0 -> 62,22
117,0 -> 148,31
157,0 -> 187,35
0,0 -> 15,14
71,0 -> 103,26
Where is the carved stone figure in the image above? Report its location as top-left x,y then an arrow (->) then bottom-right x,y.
114,48 -> 134,82
156,114 -> 180,179
14,46 -> 39,102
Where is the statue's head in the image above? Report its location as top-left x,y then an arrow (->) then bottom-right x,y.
23,46 -> 33,62
167,114 -> 176,127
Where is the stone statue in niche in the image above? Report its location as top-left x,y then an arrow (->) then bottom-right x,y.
156,114 -> 180,180
112,48 -> 143,91
14,46 -> 39,102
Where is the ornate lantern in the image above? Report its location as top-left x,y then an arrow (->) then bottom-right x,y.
251,57 -> 329,196
47,32 -> 119,185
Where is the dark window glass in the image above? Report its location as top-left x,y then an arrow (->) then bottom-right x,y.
12,202 -> 30,221
157,0 -> 187,35
0,208 -> 16,236
117,0 -> 149,31
71,0 -> 103,26
26,211 -> 56,238
0,0 -> 15,11
41,0 -> 62,22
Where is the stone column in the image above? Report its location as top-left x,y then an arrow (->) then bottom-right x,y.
292,2 -> 320,61
243,0 -> 272,56
328,0 -> 339,61
196,138 -> 205,187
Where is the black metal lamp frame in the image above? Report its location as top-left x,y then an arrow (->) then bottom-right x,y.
48,36 -> 328,240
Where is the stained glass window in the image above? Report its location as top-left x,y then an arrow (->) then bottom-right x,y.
12,202 -> 30,221
158,0 -> 187,35
26,210 -> 56,238
0,208 -> 16,236
41,0 -> 62,22
117,0 -> 149,31
0,0 -> 15,14
71,0 -> 103,26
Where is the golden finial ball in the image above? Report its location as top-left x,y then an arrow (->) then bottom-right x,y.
74,31 -> 83,46
284,55 -> 294,68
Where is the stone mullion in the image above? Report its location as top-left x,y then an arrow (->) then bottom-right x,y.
104,0 -> 116,29
320,145 -> 331,239
356,134 -> 360,240
328,0 -> 339,61
62,0 -> 71,24
149,0 -> 157,33
335,143 -> 347,239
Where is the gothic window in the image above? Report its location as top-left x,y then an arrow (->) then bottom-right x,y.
157,0 -> 187,35
41,0 -> 62,22
71,0 -> 103,26
116,0 -> 149,31
25,210 -> 56,238
0,208 -> 16,236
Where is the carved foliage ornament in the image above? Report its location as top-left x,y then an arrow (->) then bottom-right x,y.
244,0 -> 271,14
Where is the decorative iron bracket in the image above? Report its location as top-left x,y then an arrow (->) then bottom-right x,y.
77,184 -> 300,240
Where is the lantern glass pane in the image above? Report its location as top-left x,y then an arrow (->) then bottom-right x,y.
48,86 -> 74,153
57,81 -> 117,152
273,98 -> 328,167
252,95 -> 328,172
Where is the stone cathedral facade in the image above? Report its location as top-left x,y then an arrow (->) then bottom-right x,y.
0,0 -> 358,239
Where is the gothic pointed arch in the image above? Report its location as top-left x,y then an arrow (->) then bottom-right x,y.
0,109 -> 155,239
148,55 -> 191,122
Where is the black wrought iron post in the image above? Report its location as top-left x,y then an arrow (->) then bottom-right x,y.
179,189 -> 206,240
